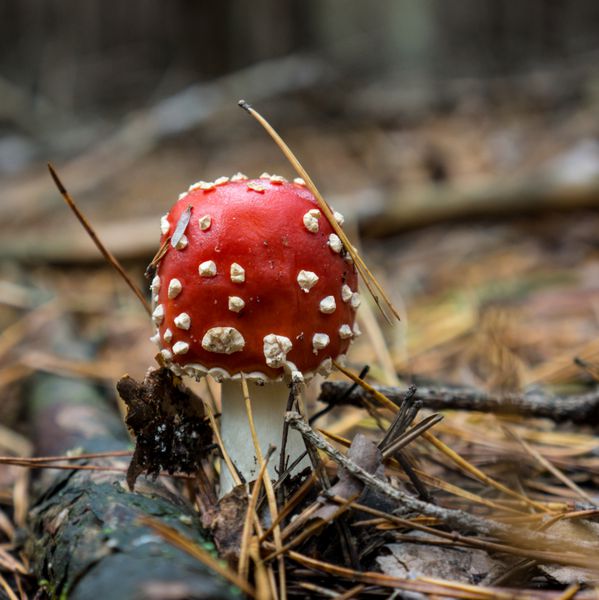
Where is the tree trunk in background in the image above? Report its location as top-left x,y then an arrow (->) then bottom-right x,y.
2,0 -> 599,119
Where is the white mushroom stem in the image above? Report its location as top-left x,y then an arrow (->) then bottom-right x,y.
219,380 -> 308,496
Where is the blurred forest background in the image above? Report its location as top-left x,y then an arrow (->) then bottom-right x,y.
3,2 -> 599,597
4,0 -> 599,176
3,0 -> 599,383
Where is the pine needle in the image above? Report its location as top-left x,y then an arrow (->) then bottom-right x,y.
238,100 -> 400,324
423,430 -> 552,514
47,163 -> 151,315
555,584 -> 580,600
332,362 -> 555,513
238,446 -> 274,581
318,429 -> 526,516
503,425 -> 595,505
204,403 -> 242,488
139,516 -> 255,597
0,573 -> 19,600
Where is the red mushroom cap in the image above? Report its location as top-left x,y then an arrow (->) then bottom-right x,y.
150,174 -> 359,382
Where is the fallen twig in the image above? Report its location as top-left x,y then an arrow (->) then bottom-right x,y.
319,381 -> 599,424
285,412 -> 599,560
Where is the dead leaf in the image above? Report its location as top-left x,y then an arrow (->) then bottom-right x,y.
117,367 -> 212,489
208,485 -> 248,564
313,433 -> 382,521
377,531 -> 501,584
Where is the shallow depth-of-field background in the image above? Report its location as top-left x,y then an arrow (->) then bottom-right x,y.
3,2 -> 599,598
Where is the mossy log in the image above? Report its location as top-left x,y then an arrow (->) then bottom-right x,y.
25,371 -> 239,600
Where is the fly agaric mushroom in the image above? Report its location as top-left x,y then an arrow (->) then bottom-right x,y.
150,173 -> 359,493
